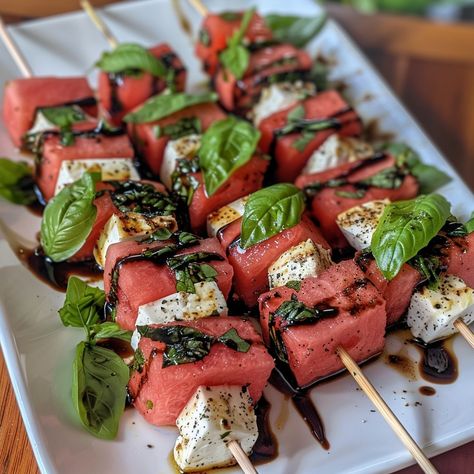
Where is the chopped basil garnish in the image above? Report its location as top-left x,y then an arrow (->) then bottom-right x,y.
171,156 -> 200,205
132,348 -> 145,373
335,189 -> 367,199
109,180 -> 177,217
58,277 -> 131,439
0,158 -> 36,205
371,194 -> 451,280
124,91 -> 217,124
40,172 -> 98,262
219,8 -> 255,80
95,43 -> 167,77
199,117 -> 260,196
166,251 -> 221,293
285,280 -> 301,291
136,325 -> 251,368
382,142 -> 451,194
274,294 -> 338,328
140,227 -> 174,243
264,13 -> 327,48
198,28 -> 211,46
241,184 -> 305,249
153,116 -> 201,140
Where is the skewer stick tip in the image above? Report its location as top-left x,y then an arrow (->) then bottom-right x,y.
188,0 -> 208,17
0,16 -> 33,78
228,440 -> 258,474
80,0 -> 119,49
454,319 -> 474,349
336,346 -> 439,474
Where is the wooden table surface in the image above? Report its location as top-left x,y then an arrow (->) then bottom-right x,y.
1,3 -> 474,474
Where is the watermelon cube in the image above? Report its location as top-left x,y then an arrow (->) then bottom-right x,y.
98,43 -> 186,126
128,317 -> 274,425
443,232 -> 474,288
2,77 -> 95,147
258,91 -> 363,182
259,260 -> 387,387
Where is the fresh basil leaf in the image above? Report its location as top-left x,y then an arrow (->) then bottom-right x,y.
199,117 -> 260,196
358,166 -> 404,189
124,91 -> 217,124
72,342 -> 128,439
371,194 -> 451,280
40,173 -> 98,262
140,227 -> 173,243
409,254 -> 442,290
275,294 -> 338,328
286,105 -> 305,123
0,158 -> 35,205
241,184 -> 305,249
40,105 -> 86,129
153,117 -> 201,140
285,280 -> 301,291
59,277 -> 105,329
335,189 -> 367,199
220,44 -> 250,80
219,8 -> 255,80
465,212 -> 474,233
95,43 -> 167,77
293,130 -> 316,152
264,13 -> 326,48
218,328 -> 250,352
382,142 -> 451,194
91,322 -> 132,343
310,59 -> 329,90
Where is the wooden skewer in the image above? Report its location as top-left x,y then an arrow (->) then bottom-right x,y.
454,319 -> 474,349
80,0 -> 119,49
0,16 -> 32,77
337,346 -> 438,474
188,0 -> 208,17
228,440 -> 258,474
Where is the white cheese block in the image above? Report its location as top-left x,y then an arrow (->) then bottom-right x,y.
93,212 -> 177,269
407,275 -> 474,344
54,158 -> 140,195
160,134 -> 201,190
206,196 -> 248,237
268,239 -> 333,289
174,385 -> 258,472
302,134 -> 373,175
252,81 -> 316,126
336,199 -> 389,251
131,281 -> 228,350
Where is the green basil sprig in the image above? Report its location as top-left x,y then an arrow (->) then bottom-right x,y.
0,158 -> 36,205
241,183 -> 305,249
382,142 -> 451,194
95,43 -> 167,77
59,277 -> 131,439
465,212 -> 474,233
199,117 -> 260,196
371,194 -> 451,280
40,172 -> 98,262
137,325 -> 250,368
264,13 -> 327,48
124,91 -> 217,124
219,8 -> 255,80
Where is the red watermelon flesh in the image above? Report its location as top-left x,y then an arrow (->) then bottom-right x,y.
3,77 -> 95,147
36,125 -> 134,202
128,102 -> 226,176
259,260 -> 386,387
215,44 -> 312,112
228,216 -> 330,308
443,232 -> 474,288
128,317 -> 274,425
356,255 -> 421,326
216,218 -> 242,251
71,180 -> 167,262
104,237 -> 234,330
195,12 -> 273,76
188,154 -> 269,234
295,155 -> 420,248
98,43 -> 186,126
258,91 -> 362,182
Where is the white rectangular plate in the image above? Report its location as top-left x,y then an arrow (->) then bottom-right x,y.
0,1 -> 473,473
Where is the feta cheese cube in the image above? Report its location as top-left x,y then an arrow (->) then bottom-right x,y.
407,275 -> 474,344
131,281 -> 228,349
160,134 -> 201,190
268,239 -> 333,289
94,212 -> 177,268
252,81 -> 315,125
302,134 -> 373,175
206,196 -> 248,237
54,158 -> 140,195
336,199 -> 389,251
174,385 -> 258,472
